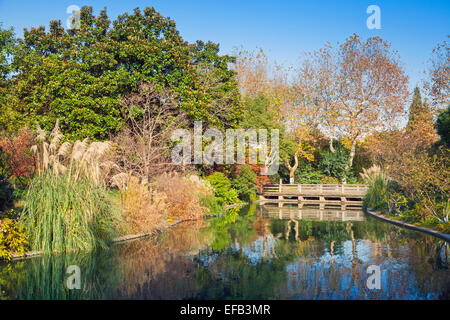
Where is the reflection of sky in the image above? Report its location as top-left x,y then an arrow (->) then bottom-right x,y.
193,251 -> 218,267
243,237 -> 277,265
283,240 -> 441,300
195,236 -> 279,266
194,232 -> 445,299
193,234 -> 446,299
186,216 -> 449,299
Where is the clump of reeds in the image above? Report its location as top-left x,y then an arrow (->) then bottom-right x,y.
363,174 -> 391,213
21,121 -> 121,253
115,175 -> 168,233
360,165 -> 388,185
22,171 -> 119,253
31,120 -> 116,186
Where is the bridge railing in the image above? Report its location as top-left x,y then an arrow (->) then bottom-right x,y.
262,184 -> 368,195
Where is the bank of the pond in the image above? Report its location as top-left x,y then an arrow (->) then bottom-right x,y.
2,203 -> 449,300
3,219 -> 186,262
366,209 -> 450,242
224,200 -> 261,209
4,200 -> 257,262
202,200 -> 262,218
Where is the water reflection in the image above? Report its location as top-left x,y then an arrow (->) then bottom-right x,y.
0,204 -> 449,300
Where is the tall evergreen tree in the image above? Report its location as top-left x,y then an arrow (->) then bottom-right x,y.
406,87 -> 436,145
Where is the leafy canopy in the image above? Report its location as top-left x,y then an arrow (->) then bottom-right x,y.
6,6 -> 242,139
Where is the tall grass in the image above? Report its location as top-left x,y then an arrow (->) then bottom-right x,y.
363,174 -> 391,213
152,173 -> 211,221
20,121 -> 121,253
118,175 -> 167,233
21,171 -> 120,253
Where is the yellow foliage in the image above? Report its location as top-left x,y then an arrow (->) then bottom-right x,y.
0,214 -> 28,261
341,136 -> 353,151
295,128 -> 316,162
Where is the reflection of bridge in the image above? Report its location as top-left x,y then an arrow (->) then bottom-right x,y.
262,205 -> 365,222
261,184 -> 368,208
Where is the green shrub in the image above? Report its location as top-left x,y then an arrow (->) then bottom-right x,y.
0,175 -> 13,212
232,165 -> 257,202
198,193 -> 222,215
206,172 -> 239,206
295,164 -> 324,184
345,175 -> 359,184
21,172 -> 121,253
319,147 -> 353,182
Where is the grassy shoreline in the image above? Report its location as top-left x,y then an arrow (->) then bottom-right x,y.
366,209 -> 450,242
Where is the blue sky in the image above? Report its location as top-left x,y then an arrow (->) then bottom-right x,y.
0,0 -> 449,90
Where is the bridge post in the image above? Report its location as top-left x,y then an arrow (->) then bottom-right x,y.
341,197 -> 347,207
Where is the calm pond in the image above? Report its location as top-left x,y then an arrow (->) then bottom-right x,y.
1,204 -> 449,300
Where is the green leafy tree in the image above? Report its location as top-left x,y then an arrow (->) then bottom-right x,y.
8,7 -> 241,139
0,22 -> 14,84
407,87 -> 427,128
435,106 -> 450,147
240,94 -> 297,164
295,163 -> 324,184
190,40 -> 243,129
0,23 -> 17,132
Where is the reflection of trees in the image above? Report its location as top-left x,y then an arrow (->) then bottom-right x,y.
114,220 -> 213,298
0,221 -> 214,300
194,237 -> 299,299
264,206 -> 450,299
1,204 -> 449,300
0,250 -> 123,299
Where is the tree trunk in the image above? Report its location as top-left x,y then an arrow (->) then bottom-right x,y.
286,151 -> 299,184
329,136 -> 335,153
346,139 -> 357,169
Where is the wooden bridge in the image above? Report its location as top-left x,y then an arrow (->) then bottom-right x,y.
260,184 -> 368,208
261,205 -> 365,222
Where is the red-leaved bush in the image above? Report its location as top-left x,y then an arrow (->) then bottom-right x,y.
0,128 -> 35,187
249,164 -> 270,193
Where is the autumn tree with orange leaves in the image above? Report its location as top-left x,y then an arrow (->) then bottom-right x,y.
296,44 -> 339,153
233,48 -> 294,124
298,35 -> 409,170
